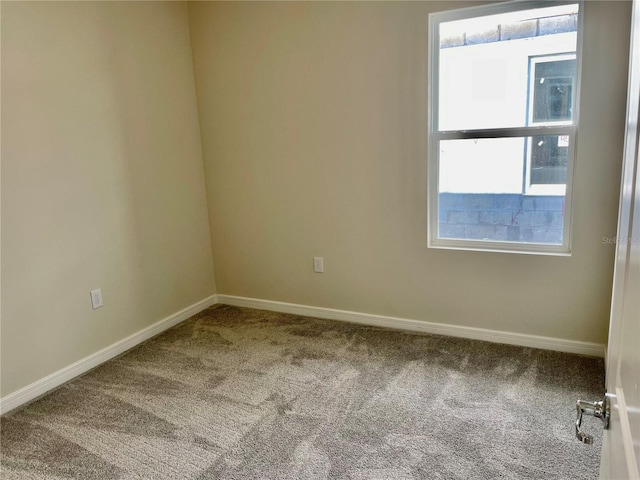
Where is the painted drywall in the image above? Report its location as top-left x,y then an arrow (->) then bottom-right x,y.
188,1 -> 631,345
1,2 -> 216,396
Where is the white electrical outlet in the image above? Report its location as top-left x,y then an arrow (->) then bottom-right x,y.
90,288 -> 104,310
313,257 -> 324,273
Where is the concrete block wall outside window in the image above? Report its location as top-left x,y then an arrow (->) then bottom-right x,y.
438,193 -> 564,244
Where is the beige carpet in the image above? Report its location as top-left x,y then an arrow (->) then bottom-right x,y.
1,304 -> 605,479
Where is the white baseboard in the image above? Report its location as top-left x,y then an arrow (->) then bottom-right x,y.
0,294 -> 218,415
216,294 -> 606,358
1,292 -> 605,415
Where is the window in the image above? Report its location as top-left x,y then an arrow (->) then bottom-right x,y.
428,1 -> 582,255
526,54 -> 576,194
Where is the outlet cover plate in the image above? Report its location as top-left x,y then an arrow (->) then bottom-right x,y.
313,257 -> 324,273
90,289 -> 104,309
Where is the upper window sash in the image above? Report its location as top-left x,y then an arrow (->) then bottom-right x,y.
429,0 -> 582,135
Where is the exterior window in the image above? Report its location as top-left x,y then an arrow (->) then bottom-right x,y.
527,55 -> 576,194
428,1 -> 582,255
530,56 -> 576,124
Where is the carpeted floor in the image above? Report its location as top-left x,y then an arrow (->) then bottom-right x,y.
1,304 -> 605,479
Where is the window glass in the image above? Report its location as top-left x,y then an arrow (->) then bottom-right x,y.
429,2 -> 581,253
437,4 -> 578,132
438,135 -> 569,245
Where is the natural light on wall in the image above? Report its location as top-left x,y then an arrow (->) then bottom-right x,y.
428,1 -> 581,254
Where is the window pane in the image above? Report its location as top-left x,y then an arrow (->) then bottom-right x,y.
439,138 -> 525,194
438,137 -> 565,245
437,4 -> 578,131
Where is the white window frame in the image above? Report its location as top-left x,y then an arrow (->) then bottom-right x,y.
427,0 -> 584,256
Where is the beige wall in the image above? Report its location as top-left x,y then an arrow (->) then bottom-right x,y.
189,1 -> 630,344
1,2 -> 216,396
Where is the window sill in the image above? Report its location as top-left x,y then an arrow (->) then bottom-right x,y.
428,238 -> 571,256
